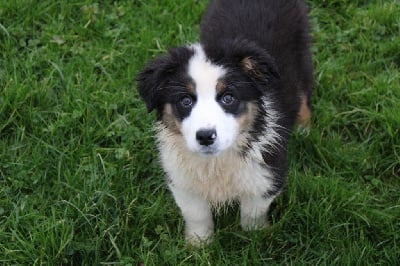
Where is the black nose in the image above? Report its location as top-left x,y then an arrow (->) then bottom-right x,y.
196,129 -> 217,146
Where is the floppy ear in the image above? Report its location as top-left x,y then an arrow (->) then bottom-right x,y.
136,47 -> 194,112
136,54 -> 174,112
233,38 -> 280,82
240,54 -> 280,82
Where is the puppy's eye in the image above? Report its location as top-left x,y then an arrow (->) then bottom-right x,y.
180,95 -> 194,107
220,93 -> 235,105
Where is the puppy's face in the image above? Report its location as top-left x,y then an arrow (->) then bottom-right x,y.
137,41 -> 279,156
180,46 -> 241,155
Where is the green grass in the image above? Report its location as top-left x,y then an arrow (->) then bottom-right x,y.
0,0 -> 399,264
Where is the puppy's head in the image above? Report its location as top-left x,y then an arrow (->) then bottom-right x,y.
137,39 -> 280,156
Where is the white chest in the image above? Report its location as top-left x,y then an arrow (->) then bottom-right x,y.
158,130 -> 273,203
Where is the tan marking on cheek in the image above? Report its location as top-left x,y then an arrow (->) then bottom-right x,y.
235,102 -> 259,148
237,102 -> 258,132
162,104 -> 182,134
297,94 -> 311,128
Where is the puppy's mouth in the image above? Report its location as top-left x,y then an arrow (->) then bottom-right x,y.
196,146 -> 221,156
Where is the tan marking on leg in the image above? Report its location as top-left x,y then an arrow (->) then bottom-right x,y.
297,94 -> 311,128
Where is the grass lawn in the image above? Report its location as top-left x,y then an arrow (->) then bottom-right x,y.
0,0 -> 399,264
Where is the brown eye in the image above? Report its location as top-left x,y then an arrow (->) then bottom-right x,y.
180,95 -> 193,107
221,93 -> 235,105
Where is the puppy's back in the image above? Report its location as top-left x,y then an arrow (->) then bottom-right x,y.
200,0 -> 310,63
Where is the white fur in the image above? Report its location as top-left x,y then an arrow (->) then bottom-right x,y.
155,45 -> 282,245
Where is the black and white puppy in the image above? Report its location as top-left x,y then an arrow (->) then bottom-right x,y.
137,0 -> 313,245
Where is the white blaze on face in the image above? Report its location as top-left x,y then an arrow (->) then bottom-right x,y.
181,44 -> 240,155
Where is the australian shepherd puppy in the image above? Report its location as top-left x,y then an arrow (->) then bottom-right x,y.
137,0 -> 313,245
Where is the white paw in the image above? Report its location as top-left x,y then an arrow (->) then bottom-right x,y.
241,215 -> 269,231
185,227 -> 214,247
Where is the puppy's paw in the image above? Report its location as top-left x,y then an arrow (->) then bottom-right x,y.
184,221 -> 214,247
241,215 -> 269,231
185,230 -> 213,247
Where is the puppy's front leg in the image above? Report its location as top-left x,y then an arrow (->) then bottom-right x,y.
169,185 -> 214,245
240,194 -> 275,231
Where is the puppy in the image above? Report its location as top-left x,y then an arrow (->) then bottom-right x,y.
137,0 -> 313,245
